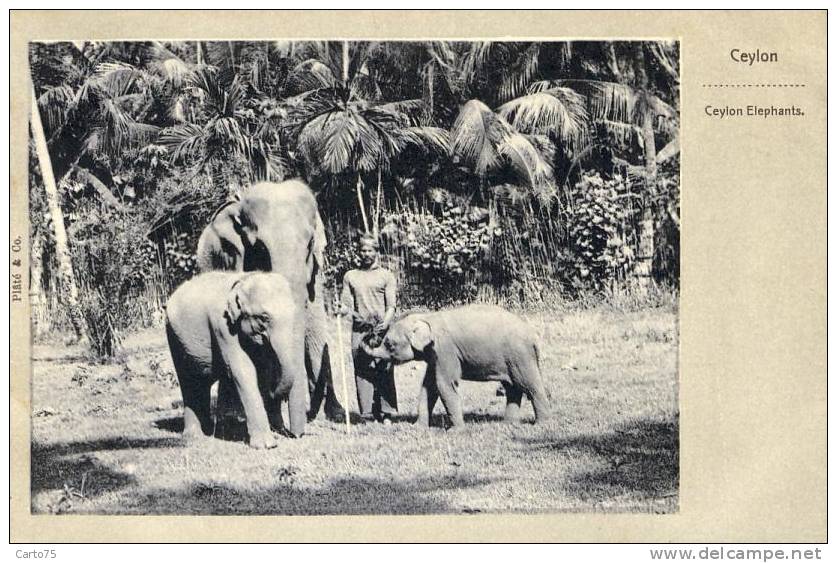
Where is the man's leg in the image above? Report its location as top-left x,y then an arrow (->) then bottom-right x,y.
374,363 -> 398,422
352,333 -> 376,419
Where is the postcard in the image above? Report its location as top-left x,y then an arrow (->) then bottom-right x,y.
9,10 -> 826,543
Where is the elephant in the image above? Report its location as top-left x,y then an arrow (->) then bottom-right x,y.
196,197 -> 244,271
362,304 -> 551,427
165,271 -> 307,447
197,180 -> 345,423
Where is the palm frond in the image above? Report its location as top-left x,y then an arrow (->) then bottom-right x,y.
208,116 -> 249,157
148,42 -> 193,87
298,110 -> 352,174
92,62 -> 144,97
599,119 -> 642,148
542,79 -> 639,124
224,74 -> 246,117
398,126 -> 451,155
158,123 -> 206,163
352,114 -> 388,172
648,41 -> 680,84
460,42 -> 493,85
188,65 -> 227,115
97,98 -> 159,155
37,84 -> 76,133
450,99 -> 500,176
373,98 -> 428,126
497,88 -> 588,149
497,43 -> 540,103
286,59 -> 337,95
496,129 -> 553,188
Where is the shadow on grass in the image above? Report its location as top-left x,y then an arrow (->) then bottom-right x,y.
32,353 -> 96,364
135,473 -> 496,515
520,417 -> 679,508
152,416 -> 184,434
386,412 -> 507,427
31,436 -> 184,513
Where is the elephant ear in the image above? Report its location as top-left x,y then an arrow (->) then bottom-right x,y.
407,319 -> 433,351
305,212 -> 326,302
224,279 -> 246,332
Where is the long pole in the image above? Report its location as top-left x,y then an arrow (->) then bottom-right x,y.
335,314 -> 351,434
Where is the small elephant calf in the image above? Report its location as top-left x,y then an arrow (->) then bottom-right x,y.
363,304 -> 551,427
165,272 -> 308,448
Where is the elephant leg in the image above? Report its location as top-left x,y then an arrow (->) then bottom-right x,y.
503,382 -> 524,423
526,380 -> 552,423
220,346 -> 276,449
167,328 -> 213,438
214,375 -> 241,440
433,358 -> 464,428
514,357 -> 552,423
264,387 -> 285,434
287,381 -> 307,438
270,329 -> 308,438
416,367 -> 439,426
305,306 -> 345,422
179,376 -> 213,439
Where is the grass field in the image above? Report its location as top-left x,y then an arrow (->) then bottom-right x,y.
30,301 -> 678,514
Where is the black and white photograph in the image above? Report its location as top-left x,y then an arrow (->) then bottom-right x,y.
27,39 -> 680,515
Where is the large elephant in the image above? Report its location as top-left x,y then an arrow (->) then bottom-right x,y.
196,198 -> 244,271
197,180 -> 344,423
165,272 -> 307,447
363,304 -> 551,427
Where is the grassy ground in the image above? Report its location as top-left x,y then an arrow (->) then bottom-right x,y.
30,302 -> 678,514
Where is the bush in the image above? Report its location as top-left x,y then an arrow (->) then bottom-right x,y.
382,203 -> 492,305
561,172 -> 638,292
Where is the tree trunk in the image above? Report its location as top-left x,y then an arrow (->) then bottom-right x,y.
356,176 -> 370,234
29,230 -> 47,338
633,43 -> 657,296
73,166 -> 126,210
342,41 -> 350,84
427,62 -> 435,118
373,169 -> 383,237
30,83 -> 87,341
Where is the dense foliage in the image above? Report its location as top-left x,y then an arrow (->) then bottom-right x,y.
29,40 -> 680,353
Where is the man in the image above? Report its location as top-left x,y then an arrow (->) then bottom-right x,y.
336,235 -> 398,424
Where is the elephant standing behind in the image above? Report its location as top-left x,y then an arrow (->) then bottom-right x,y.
196,198 -> 244,272
197,180 -> 344,426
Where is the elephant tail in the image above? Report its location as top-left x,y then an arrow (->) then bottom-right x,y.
532,341 -> 552,400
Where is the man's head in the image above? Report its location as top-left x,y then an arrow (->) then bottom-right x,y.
357,234 -> 379,267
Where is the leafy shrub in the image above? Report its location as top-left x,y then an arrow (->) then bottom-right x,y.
322,226 -> 362,306
562,172 -> 638,292
392,204 -> 490,279
383,203 -> 493,305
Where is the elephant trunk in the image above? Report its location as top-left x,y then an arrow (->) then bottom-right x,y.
360,338 -> 385,359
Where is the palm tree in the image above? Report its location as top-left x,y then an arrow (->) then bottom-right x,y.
560,41 -> 679,293
157,60 -> 290,194
450,99 -> 559,194
30,82 -> 86,340
30,41 -> 162,205
495,41 -> 680,292
286,41 -> 450,233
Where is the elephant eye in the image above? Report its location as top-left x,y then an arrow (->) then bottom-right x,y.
255,314 -> 271,331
